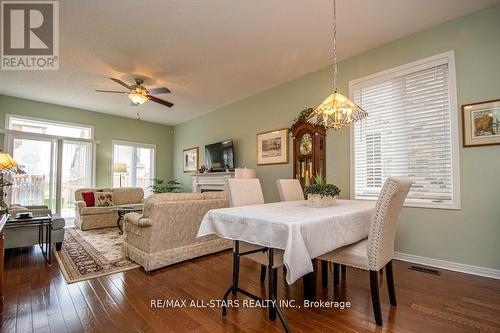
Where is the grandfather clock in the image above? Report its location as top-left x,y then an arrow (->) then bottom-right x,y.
290,120 -> 326,189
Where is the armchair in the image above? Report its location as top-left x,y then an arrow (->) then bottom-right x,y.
5,205 -> 65,251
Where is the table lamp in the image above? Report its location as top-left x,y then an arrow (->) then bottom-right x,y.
0,151 -> 25,212
114,163 -> 127,187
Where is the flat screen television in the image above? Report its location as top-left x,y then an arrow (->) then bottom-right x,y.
205,140 -> 234,172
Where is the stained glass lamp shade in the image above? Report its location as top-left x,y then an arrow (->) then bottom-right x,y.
308,91 -> 368,130
0,151 -> 24,175
307,0 -> 368,130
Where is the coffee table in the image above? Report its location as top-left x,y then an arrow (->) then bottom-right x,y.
111,205 -> 143,235
4,214 -> 53,264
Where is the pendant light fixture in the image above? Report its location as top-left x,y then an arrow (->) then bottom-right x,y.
308,0 -> 368,130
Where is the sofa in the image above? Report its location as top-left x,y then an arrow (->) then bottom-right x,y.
122,192 -> 231,271
74,187 -> 144,230
5,205 -> 65,251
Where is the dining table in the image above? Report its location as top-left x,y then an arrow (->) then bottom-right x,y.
197,199 -> 376,332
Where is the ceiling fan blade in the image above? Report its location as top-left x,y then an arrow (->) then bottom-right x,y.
95,89 -> 128,94
148,87 -> 171,95
110,78 -> 132,89
148,95 -> 174,107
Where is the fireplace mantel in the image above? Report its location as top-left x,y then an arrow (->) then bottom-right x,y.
191,172 -> 235,192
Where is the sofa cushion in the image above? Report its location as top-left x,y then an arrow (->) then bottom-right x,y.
113,187 -> 144,205
75,188 -> 110,201
81,206 -> 115,215
81,191 -> 95,207
95,192 -> 113,207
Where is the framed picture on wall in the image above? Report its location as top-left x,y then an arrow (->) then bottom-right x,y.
462,99 -> 500,147
256,128 -> 289,165
183,146 -> 199,172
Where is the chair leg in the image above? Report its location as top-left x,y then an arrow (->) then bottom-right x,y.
232,241 -> 240,295
260,265 -> 267,282
370,270 -> 383,326
273,268 -> 278,294
333,263 -> 340,287
386,260 -> 397,306
341,264 -> 346,279
321,261 -> 328,288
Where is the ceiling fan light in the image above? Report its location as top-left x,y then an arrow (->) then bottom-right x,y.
127,93 -> 148,105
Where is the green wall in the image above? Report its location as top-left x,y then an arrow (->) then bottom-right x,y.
0,95 -> 173,186
173,5 -> 500,270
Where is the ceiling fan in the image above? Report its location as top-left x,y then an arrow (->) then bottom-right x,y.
96,78 -> 174,107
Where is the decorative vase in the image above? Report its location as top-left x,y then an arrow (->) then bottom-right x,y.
307,194 -> 337,208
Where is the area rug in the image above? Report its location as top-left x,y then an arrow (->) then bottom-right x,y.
54,226 -> 139,284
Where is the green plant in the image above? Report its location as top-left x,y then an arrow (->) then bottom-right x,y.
304,174 -> 341,198
293,107 -> 314,123
149,178 -> 182,194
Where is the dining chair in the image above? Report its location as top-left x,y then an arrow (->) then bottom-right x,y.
226,179 -> 284,290
276,179 -> 305,201
318,177 -> 412,326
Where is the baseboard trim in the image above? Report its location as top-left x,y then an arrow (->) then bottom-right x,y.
394,252 -> 500,280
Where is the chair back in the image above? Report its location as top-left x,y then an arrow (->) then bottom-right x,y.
227,179 -> 264,207
276,179 -> 304,201
367,177 -> 412,270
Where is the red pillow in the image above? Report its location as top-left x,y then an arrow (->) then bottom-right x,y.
81,191 -> 95,207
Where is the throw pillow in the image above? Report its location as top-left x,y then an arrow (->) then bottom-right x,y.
94,192 -> 114,207
81,191 -> 95,207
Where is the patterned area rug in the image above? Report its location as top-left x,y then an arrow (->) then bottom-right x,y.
54,226 -> 139,284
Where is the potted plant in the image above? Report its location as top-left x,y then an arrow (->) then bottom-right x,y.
304,174 -> 341,208
149,179 -> 182,194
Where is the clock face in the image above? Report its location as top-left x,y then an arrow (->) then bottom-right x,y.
299,134 -> 313,155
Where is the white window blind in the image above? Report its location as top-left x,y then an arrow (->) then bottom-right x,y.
351,53 -> 460,209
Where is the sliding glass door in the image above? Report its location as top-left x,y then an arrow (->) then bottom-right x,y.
6,115 -> 95,219
61,141 -> 93,218
10,137 -> 57,209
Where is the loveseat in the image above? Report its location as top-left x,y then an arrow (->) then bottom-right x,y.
74,187 -> 144,230
122,192 -> 231,271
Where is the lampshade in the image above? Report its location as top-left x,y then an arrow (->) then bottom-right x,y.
128,92 -> 148,105
114,163 -> 127,173
308,91 -> 368,130
0,151 -> 24,174
234,168 -> 257,179
307,0 -> 368,130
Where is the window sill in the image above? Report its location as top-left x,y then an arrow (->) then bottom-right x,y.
353,196 -> 461,210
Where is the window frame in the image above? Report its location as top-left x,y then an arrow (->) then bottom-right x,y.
349,50 -> 461,210
6,114 -> 95,140
111,139 -> 156,192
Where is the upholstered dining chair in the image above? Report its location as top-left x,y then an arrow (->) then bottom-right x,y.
318,177 -> 412,326
276,179 -> 305,202
226,179 -> 284,289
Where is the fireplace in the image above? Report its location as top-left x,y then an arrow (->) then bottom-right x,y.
191,172 -> 234,192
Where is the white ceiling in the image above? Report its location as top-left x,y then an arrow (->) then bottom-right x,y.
1,0 -> 498,125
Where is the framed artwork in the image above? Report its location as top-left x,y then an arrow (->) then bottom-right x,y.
183,146 -> 199,172
462,99 -> 500,147
256,128 -> 289,165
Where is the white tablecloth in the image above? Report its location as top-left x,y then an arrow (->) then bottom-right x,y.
197,199 -> 376,284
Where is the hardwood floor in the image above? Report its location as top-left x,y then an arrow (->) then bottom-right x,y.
1,246 -> 500,333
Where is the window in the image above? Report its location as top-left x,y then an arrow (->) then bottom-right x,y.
112,141 -> 155,195
350,51 -> 460,209
5,115 -> 95,218
8,116 -> 92,139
